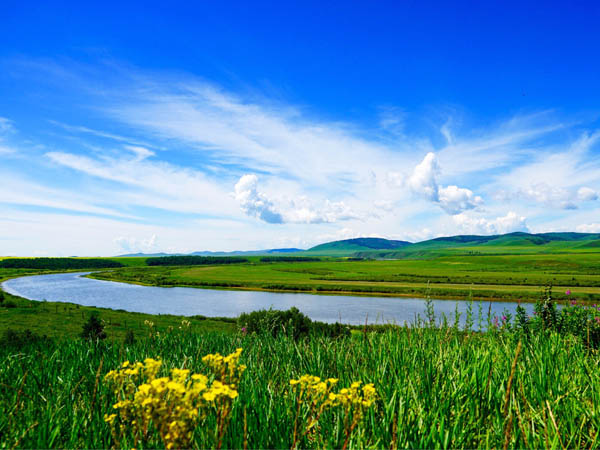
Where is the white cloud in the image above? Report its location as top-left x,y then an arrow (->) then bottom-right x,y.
576,223 -> 600,233
404,152 -> 483,214
234,174 -> 363,224
45,149 -> 238,216
577,187 -> 598,201
438,185 -> 484,215
0,172 -> 138,219
114,234 -> 158,254
407,152 -> 439,201
500,183 -> 599,209
490,131 -> 600,206
124,145 -> 154,161
107,80 -> 404,193
452,211 -> 528,235
4,61 -> 600,255
233,174 -> 283,224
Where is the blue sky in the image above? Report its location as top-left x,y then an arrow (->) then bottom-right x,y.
1,1 -> 600,255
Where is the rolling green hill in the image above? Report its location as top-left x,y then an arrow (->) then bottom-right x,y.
344,232 -> 600,258
305,237 -> 412,256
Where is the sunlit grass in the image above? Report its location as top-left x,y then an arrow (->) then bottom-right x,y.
91,253 -> 600,302
1,324 -> 599,448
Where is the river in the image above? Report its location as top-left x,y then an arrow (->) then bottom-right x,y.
1,272 -> 536,326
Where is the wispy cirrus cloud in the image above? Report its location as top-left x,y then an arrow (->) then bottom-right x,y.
0,117 -> 16,154
2,59 -> 600,255
45,146 -> 238,217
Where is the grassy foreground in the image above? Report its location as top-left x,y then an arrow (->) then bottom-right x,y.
1,324 -> 599,448
91,251 -> 600,302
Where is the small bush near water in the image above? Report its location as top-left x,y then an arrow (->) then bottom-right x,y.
80,313 -> 107,341
238,307 -> 350,339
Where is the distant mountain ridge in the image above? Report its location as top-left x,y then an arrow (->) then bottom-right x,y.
117,248 -> 303,257
116,232 -> 600,258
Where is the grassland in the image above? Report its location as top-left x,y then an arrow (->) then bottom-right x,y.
2,248 -> 600,448
2,323 -> 599,448
90,250 -> 600,302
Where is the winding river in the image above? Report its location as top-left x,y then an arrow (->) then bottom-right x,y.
2,272 -> 536,326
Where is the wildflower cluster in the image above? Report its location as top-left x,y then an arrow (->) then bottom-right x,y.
201,348 -> 246,447
104,349 -> 245,449
289,375 -> 377,449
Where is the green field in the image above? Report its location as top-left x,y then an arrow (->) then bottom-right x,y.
2,247 -> 600,448
90,250 -> 600,302
2,321 -> 600,448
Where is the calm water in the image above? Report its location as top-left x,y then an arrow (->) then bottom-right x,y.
2,272 -> 536,326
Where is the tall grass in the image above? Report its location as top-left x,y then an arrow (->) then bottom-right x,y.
1,324 -> 599,448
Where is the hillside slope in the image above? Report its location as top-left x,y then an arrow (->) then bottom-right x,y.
352,232 -> 600,258
305,237 -> 412,256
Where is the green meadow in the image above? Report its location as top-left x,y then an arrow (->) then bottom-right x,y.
2,236 -> 600,448
90,249 -> 600,302
2,316 -> 600,448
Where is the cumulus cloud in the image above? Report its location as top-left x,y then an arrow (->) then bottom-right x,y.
114,234 -> 158,254
452,211 -> 528,235
234,174 -> 363,224
407,152 -> 440,201
404,152 -> 483,214
438,185 -> 484,215
233,174 -> 283,224
577,187 -> 599,202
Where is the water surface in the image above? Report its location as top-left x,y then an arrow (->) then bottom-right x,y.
2,272 -> 536,326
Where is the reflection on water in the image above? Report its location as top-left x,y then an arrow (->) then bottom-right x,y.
2,272 -> 536,326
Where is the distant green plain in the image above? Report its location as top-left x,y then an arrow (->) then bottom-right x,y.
90,246 -> 600,302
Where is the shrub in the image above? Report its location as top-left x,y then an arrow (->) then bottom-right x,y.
525,285 -> 600,347
1,300 -> 17,308
238,307 -> 350,340
0,328 -> 46,349
310,321 -> 351,338
81,313 -> 107,341
238,307 -> 312,339
0,289 -> 4,303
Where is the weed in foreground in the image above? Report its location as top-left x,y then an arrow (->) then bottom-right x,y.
104,348 -> 245,449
